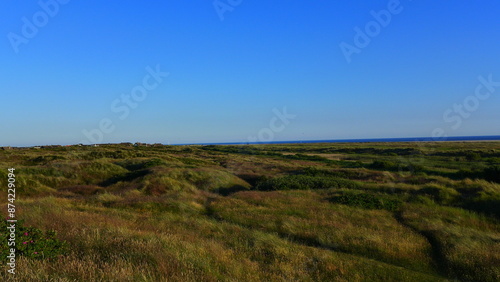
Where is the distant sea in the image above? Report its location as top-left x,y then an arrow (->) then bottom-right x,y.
183,135 -> 500,146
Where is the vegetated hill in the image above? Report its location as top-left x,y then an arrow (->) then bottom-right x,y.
1,142 -> 499,281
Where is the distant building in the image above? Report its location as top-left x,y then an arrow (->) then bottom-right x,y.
134,142 -> 150,147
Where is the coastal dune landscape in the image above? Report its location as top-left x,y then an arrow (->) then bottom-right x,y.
1,1 -> 499,280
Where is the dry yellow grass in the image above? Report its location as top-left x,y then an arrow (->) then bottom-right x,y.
1,195 -> 442,281
210,190 -> 435,273
2,142 -> 499,280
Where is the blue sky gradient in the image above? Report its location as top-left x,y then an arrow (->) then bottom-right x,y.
1,0 -> 499,146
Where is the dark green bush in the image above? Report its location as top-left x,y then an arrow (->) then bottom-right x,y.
416,185 -> 459,205
486,157 -> 500,165
300,167 -> 348,178
282,154 -> 332,163
465,151 -> 481,161
369,160 -> 398,170
27,155 -> 66,165
483,165 -> 500,183
462,195 -> 500,218
115,159 -> 161,171
369,160 -> 426,174
83,150 -> 146,160
408,164 -> 426,173
256,175 -> 359,191
1,220 -> 68,262
329,191 -> 402,211
456,165 -> 500,183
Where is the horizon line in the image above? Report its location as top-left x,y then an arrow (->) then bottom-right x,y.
3,135 -> 500,148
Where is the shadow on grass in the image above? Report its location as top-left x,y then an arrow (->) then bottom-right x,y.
215,185 -> 252,196
394,211 -> 449,277
99,169 -> 151,187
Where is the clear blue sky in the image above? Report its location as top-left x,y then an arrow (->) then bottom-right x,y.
1,0 -> 499,146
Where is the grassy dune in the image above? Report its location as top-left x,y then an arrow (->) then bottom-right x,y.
1,142 -> 499,281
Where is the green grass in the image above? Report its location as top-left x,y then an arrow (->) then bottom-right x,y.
328,190 -> 403,211
1,141 -> 499,280
255,175 -> 360,191
400,204 -> 500,281
0,219 -> 68,262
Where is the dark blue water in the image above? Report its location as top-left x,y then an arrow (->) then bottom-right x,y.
181,135 -> 500,146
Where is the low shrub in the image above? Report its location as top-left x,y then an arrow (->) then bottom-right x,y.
82,150 -> 146,160
116,158 -> 168,171
454,180 -> 500,218
456,165 -> 500,183
329,191 -> 402,211
300,167 -> 348,178
369,160 -> 398,170
483,165 -> 500,183
464,151 -> 481,161
415,185 -> 460,205
282,154 -> 332,163
462,195 -> 500,218
0,220 -> 68,262
369,160 -> 426,174
256,175 -> 359,191
27,155 -> 66,165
